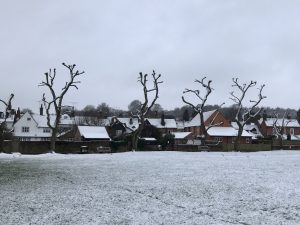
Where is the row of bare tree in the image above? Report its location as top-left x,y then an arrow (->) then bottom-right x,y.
5,62 -> 297,152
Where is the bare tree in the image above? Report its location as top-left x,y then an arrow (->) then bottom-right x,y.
230,78 -> 266,151
0,93 -> 14,121
39,63 -> 85,152
272,111 -> 291,149
182,77 -> 223,146
131,71 -> 163,151
0,93 -> 14,151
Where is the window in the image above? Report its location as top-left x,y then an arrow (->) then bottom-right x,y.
290,128 -> 294,135
246,138 -> 251,144
22,127 -> 29,133
27,118 -> 31,121
43,128 -> 51,133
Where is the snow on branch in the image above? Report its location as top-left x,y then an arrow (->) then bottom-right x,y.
0,93 -> 14,122
132,70 -> 163,118
272,111 -> 291,138
230,78 -> 266,124
182,77 -> 212,113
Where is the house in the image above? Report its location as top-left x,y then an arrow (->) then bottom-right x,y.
184,110 -> 231,138
172,132 -> 193,144
260,117 -> 300,140
107,115 -> 177,139
145,117 -> 177,134
106,117 -> 139,140
13,111 -> 74,141
231,122 -> 263,141
206,126 -> 253,144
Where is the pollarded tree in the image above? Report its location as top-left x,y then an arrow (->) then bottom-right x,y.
182,77 -> 223,146
131,71 -> 163,151
230,78 -> 266,151
272,111 -> 291,149
0,93 -> 14,151
39,63 -> 85,152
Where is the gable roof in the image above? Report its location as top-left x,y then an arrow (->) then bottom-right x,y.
186,110 -> 216,127
263,118 -> 300,128
146,118 -> 177,129
108,117 -> 177,131
114,117 -> 139,131
17,112 -> 74,128
78,126 -> 110,139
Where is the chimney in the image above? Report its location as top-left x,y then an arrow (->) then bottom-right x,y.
129,117 -> 133,125
297,109 -> 300,123
40,104 -> 44,116
13,108 -> 20,123
161,112 -> 166,126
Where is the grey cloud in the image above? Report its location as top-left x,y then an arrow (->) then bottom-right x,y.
1,0 -> 300,112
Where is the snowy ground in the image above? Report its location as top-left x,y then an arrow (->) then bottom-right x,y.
0,151 -> 299,225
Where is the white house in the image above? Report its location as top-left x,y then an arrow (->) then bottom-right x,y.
13,112 -> 74,141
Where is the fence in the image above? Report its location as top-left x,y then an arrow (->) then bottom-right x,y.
272,140 -> 300,150
2,140 -> 111,154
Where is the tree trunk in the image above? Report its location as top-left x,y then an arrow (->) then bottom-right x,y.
50,127 -> 58,152
234,127 -> 243,151
132,124 -> 144,151
279,136 -> 283,150
199,113 -> 208,146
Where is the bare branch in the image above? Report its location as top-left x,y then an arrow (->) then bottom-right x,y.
131,70 -> 163,151
0,93 -> 14,123
39,63 -> 85,151
230,77 -> 266,150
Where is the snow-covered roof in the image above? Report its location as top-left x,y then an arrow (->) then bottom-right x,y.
186,110 -> 216,127
231,122 -> 263,139
264,118 -> 300,128
141,137 -> 157,141
172,132 -> 192,139
146,118 -> 177,129
78,126 -> 110,139
31,113 -> 74,128
108,117 -> 177,130
207,127 -> 252,137
115,117 -> 139,131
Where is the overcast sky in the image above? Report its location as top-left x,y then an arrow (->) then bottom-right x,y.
1,0 -> 300,112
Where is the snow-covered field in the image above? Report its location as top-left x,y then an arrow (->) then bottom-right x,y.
0,151 -> 299,225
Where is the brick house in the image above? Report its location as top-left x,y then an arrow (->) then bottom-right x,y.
260,117 -> 300,139
184,110 -> 230,137
184,110 -> 252,144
